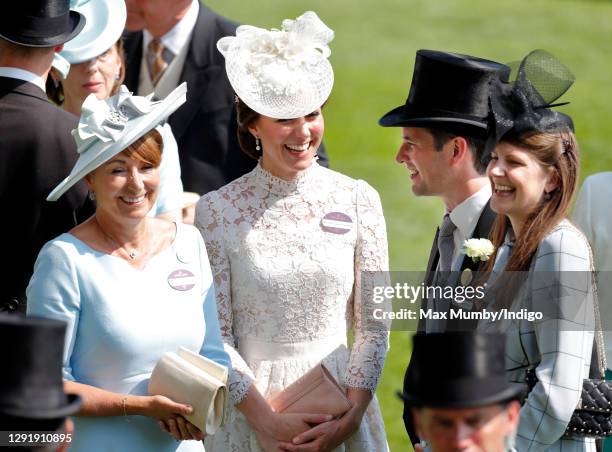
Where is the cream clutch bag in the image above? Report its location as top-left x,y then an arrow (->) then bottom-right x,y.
148,347 -> 228,434
269,363 -> 352,417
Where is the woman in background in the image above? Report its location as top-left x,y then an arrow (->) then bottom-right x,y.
46,0 -> 183,221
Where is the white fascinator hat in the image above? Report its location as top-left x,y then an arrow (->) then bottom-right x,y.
217,11 -> 334,119
47,82 -> 187,202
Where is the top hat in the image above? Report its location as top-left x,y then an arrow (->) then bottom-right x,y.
0,0 -> 86,48
399,331 -> 523,408
379,50 -> 510,135
0,314 -> 81,420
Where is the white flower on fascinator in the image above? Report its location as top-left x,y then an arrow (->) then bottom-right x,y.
217,11 -> 334,119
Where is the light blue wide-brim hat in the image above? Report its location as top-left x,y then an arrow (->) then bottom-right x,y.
52,0 -> 126,77
47,82 -> 187,202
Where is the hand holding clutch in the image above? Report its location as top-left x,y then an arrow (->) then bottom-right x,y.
269,363 -> 352,417
148,347 -> 228,435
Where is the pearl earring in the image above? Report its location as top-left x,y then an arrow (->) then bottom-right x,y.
88,191 -> 96,201
255,138 -> 261,151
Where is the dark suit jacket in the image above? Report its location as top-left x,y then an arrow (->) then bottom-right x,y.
122,3 -> 329,195
0,77 -> 93,313
402,201 -> 496,445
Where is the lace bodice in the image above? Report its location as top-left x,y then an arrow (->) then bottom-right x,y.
195,162 -> 389,404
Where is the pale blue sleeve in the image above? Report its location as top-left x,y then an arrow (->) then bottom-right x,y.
154,123 -> 184,216
195,228 -> 231,370
26,240 -> 80,382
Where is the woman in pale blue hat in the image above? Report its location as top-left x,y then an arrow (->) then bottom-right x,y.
27,82 -> 230,451
47,0 -> 184,222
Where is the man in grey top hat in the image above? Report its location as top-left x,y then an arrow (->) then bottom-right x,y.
400,332 -> 522,452
0,0 -> 93,314
379,49 -> 510,445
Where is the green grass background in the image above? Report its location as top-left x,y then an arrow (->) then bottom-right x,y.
205,1 -> 612,450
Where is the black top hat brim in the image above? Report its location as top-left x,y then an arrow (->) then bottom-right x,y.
1,393 -> 81,420
0,10 -> 85,48
379,104 -> 489,134
398,379 -> 525,409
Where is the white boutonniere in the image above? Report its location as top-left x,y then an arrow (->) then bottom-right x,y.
463,238 -> 495,263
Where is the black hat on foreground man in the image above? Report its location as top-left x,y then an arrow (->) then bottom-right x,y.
0,0 -> 93,314
400,332 -> 522,452
378,50 -> 510,445
0,314 -> 81,451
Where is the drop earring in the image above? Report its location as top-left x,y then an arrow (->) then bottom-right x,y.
88,191 -> 96,201
255,137 -> 261,152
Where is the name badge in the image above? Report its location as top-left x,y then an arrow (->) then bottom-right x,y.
321,212 -> 353,235
167,269 -> 196,291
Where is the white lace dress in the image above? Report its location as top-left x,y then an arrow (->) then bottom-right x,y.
195,162 -> 390,451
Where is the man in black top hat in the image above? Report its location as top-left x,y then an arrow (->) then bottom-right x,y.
0,0 -> 93,314
400,332 -> 522,452
0,314 -> 81,451
379,49 -> 510,444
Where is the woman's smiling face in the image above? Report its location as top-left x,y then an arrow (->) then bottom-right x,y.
487,141 -> 558,226
249,109 -> 324,180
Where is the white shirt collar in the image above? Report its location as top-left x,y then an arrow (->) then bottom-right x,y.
0,67 -> 46,92
449,183 -> 492,242
143,0 -> 199,57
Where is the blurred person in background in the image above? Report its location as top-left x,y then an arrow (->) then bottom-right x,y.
574,173 -> 612,452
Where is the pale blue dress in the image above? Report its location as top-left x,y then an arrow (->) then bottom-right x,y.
27,223 -> 229,452
151,123 -> 184,217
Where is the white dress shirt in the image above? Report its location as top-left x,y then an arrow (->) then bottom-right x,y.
0,67 -> 46,92
446,183 -> 492,270
138,0 -> 199,97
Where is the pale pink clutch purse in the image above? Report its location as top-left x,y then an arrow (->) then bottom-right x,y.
268,363 -> 352,417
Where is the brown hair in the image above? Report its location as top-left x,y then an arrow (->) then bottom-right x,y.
123,128 -> 164,168
0,38 -> 53,58
46,39 -> 126,106
235,97 -> 262,160
428,127 -> 488,174
484,129 -> 579,274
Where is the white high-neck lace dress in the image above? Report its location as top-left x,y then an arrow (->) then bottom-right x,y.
195,162 -> 390,451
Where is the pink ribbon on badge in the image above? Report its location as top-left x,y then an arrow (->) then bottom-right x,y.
320,212 -> 353,235
167,269 -> 196,291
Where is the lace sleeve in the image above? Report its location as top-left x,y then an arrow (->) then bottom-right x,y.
344,180 -> 390,392
195,193 -> 256,405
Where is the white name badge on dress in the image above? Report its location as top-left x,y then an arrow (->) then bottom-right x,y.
320,212 -> 353,234
167,269 -> 196,291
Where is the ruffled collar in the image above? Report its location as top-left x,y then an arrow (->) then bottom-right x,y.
252,160 -> 320,196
